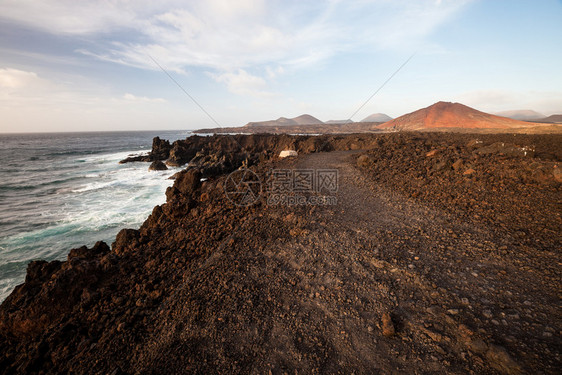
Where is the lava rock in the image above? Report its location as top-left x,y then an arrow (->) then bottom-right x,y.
148,161 -> 168,171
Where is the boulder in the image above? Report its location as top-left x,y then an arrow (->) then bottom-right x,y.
279,150 -> 298,158
175,169 -> 202,195
148,161 -> 168,171
112,229 -> 140,254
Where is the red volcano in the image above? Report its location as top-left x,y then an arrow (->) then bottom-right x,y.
378,102 -> 541,130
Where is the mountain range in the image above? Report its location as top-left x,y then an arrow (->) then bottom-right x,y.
244,113 -> 391,127
245,114 -> 323,127
193,102 -> 560,134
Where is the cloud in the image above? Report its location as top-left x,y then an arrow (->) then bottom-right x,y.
123,93 -> 166,103
266,66 -> 285,79
0,0 -> 474,95
454,89 -> 562,115
210,69 -> 274,97
0,68 -> 47,90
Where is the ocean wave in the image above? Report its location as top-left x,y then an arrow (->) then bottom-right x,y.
0,130 -> 188,302
0,176 -> 84,191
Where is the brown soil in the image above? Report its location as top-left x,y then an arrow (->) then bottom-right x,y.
0,133 -> 560,374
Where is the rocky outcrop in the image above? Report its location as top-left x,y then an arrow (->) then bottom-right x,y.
150,136 -> 172,160
119,137 -> 172,164
121,134 -> 394,176
148,161 -> 168,171
0,241 -> 110,339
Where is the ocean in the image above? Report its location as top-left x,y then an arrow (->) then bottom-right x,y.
0,130 -> 190,302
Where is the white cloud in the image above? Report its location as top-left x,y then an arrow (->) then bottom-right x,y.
210,69 -> 274,97
454,89 -> 562,115
0,67 -> 174,132
0,0 -> 474,96
0,68 -> 47,90
123,93 -> 166,103
266,65 -> 285,79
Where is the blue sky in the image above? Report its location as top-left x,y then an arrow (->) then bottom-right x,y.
0,0 -> 561,132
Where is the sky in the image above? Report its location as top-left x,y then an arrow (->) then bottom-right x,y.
0,0 -> 561,132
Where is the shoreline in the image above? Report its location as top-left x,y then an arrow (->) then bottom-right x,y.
1,132 -> 560,374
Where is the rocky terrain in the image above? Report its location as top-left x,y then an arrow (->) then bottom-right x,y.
0,133 -> 560,374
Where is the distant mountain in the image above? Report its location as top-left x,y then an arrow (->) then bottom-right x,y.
292,114 -> 324,125
245,114 -> 323,127
361,113 -> 393,122
495,110 -> 545,121
377,101 -> 542,131
536,114 -> 562,124
325,119 -> 353,124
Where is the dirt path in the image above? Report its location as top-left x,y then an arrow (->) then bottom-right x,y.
133,151 -> 557,374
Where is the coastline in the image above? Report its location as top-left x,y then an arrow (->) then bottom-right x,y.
0,132 -> 560,374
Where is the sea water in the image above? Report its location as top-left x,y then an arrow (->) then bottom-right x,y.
0,130 -> 189,302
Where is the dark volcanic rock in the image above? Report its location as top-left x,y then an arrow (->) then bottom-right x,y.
151,136 -> 172,160
0,241 -> 109,340
175,169 -> 201,195
119,136 -> 173,164
1,132 -> 560,374
148,160 -> 168,171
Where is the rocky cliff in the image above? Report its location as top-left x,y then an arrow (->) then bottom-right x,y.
1,133 -> 560,374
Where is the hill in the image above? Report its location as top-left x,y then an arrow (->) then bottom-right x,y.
495,110 -> 545,121
377,101 -> 544,131
292,114 -> 324,125
361,113 -> 393,122
536,114 -> 562,124
245,114 -> 323,127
